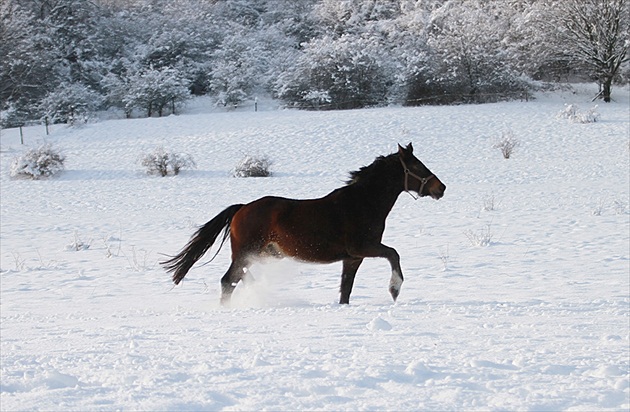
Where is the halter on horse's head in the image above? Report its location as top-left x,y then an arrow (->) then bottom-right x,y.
397,143 -> 445,200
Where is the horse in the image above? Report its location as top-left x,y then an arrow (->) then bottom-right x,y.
161,143 -> 445,305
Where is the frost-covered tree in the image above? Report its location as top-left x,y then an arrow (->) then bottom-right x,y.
122,68 -> 190,117
4,0 -> 627,118
0,1 -> 59,113
1,0 -> 118,119
543,0 -> 629,102
312,0 -> 402,36
426,0 -> 529,103
387,1 -> 440,104
210,21 -> 301,107
1,101 -> 31,129
134,1 -> 220,96
38,0 -> 106,88
38,82 -> 104,124
275,34 -> 392,109
210,28 -> 263,107
210,0 -> 267,28
262,0 -> 319,47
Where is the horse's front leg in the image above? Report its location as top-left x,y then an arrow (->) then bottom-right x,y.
381,245 -> 403,301
340,258 -> 363,304
348,243 -> 403,302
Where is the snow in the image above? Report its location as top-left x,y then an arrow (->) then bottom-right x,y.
1,85 -> 629,411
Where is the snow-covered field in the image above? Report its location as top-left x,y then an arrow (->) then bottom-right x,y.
1,86 -> 629,411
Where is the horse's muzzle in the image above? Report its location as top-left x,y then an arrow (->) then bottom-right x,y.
429,181 -> 446,200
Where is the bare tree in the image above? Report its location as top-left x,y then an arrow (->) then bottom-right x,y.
549,0 -> 629,102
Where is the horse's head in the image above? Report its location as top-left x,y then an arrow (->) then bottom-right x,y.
398,143 -> 446,200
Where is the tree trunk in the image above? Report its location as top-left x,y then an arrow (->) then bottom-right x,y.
601,77 -> 612,103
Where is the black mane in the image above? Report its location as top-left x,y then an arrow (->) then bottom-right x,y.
346,152 -> 398,186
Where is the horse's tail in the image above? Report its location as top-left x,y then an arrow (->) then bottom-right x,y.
161,204 -> 244,285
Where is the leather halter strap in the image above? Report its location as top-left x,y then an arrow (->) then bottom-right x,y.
399,156 -> 434,199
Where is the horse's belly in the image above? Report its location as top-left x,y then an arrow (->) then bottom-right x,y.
265,239 -> 347,263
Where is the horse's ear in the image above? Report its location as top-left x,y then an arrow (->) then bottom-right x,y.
398,142 -> 414,156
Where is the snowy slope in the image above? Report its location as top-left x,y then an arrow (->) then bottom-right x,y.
1,86 -> 629,411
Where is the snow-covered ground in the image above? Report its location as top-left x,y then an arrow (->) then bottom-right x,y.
1,85 -> 629,411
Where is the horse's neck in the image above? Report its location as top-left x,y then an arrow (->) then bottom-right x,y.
343,176 -> 403,218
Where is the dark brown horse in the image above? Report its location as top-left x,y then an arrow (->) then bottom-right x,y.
162,143 -> 445,305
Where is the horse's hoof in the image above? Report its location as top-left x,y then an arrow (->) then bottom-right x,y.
389,286 -> 399,301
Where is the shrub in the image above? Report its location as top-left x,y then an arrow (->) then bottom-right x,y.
464,224 -> 493,247
494,130 -> 520,159
65,231 -> 91,251
10,143 -> 65,179
232,155 -> 272,177
482,193 -> 500,212
557,104 -> 600,123
140,146 -> 196,177
557,103 -> 578,120
575,106 -> 601,123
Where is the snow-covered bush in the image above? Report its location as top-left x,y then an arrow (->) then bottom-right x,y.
494,130 -> 520,159
233,155 -> 272,177
10,144 -> 65,179
557,104 -> 600,123
464,225 -> 493,247
140,146 -> 196,177
38,82 -> 104,125
575,106 -> 600,124
557,104 -> 579,120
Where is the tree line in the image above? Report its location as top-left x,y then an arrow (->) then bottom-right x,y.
1,0 -> 628,126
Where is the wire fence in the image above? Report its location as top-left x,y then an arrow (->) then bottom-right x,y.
2,90 -> 533,141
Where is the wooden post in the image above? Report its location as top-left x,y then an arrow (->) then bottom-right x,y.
45,116 -> 49,135
19,126 -> 24,144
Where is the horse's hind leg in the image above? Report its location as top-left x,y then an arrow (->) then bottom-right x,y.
220,258 -> 249,306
